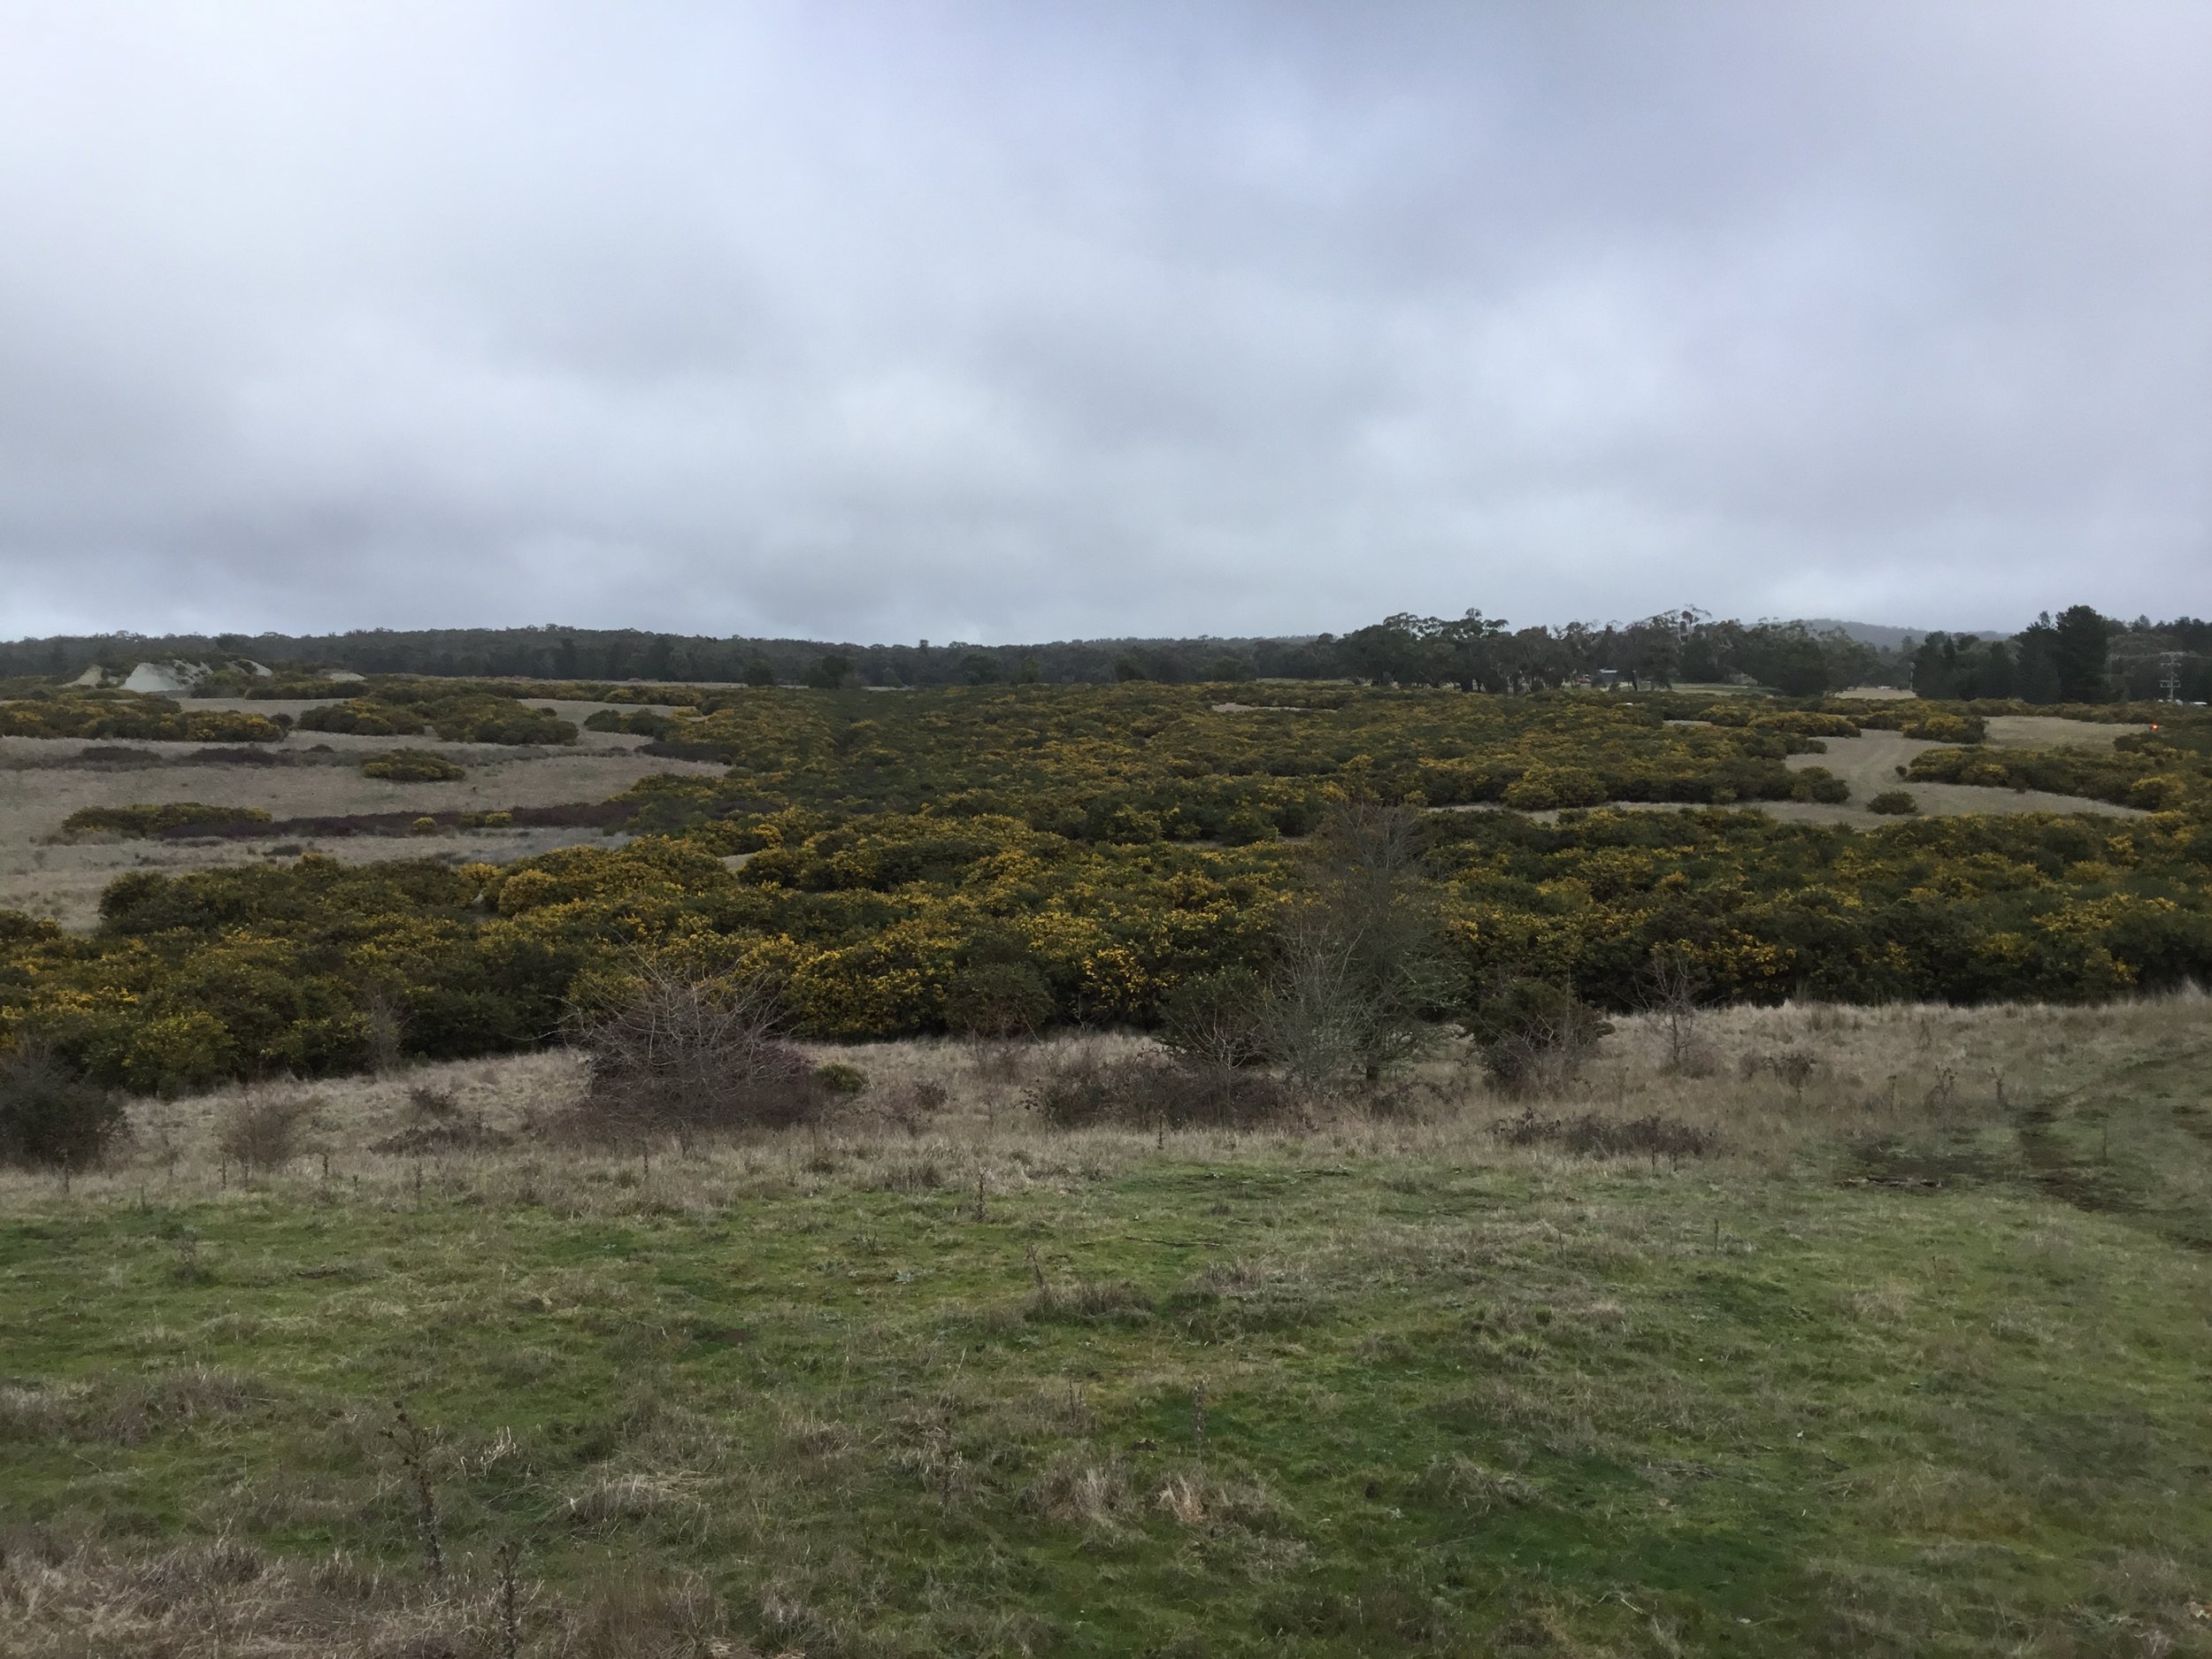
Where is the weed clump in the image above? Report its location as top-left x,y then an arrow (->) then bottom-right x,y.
1024,1050 -> 1294,1130
1491,1107 -> 1716,1162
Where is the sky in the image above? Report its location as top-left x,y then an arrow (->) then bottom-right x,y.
1,1 -> 2207,645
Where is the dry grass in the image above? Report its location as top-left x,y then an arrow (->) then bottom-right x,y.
13,994 -> 2201,1217
4,994 -> 2208,1655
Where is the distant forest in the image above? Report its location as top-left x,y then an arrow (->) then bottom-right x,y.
2,606 -> 2206,701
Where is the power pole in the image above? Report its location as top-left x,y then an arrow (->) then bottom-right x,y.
2157,650 -> 2183,703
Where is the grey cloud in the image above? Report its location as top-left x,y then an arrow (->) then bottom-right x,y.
1,0 -> 2206,642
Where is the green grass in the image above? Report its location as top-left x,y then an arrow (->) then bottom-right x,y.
4,1049 -> 2211,1655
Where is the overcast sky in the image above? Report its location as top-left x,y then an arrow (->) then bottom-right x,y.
2,2 -> 2207,644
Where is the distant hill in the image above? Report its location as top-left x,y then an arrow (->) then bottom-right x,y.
1790,618 -> 2015,652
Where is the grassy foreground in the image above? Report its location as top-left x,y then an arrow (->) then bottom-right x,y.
2,1002 -> 2209,1656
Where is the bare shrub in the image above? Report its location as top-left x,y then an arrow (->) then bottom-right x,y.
873,1078 -> 950,1135
1637,952 -> 1716,1078
0,1048 -> 126,1171
215,1095 -> 317,1174
405,1083 -> 457,1119
1159,967 -> 1269,1072
1740,1048 -> 1818,1098
565,961 -> 824,1143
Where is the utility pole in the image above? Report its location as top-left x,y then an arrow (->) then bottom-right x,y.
2157,650 -> 2183,703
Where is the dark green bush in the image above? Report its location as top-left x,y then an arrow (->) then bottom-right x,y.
1868,790 -> 1920,816
62,803 -> 272,838
0,1050 -> 126,1169
1789,767 -> 1850,803
1024,1050 -> 1294,1129
943,961 -> 1056,1039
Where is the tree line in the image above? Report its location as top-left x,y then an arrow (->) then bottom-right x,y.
3,605 -> 2202,700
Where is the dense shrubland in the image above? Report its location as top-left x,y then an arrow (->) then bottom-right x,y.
2,683 -> 2209,1096
296,685 -> 576,744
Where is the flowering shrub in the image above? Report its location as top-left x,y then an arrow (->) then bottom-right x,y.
362,749 -> 466,781
1,684 -> 2208,1090
62,803 -> 273,838
0,690 -> 282,743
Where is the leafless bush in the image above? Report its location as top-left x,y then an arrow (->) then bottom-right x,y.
873,1078 -> 951,1135
1740,1048 -> 1818,1098
216,1095 -> 317,1174
1265,801 -> 1460,1088
0,1048 -> 125,1171
565,960 -> 825,1143
1637,952 -> 1716,1077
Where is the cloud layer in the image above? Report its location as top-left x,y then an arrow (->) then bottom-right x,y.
3,0 -> 2207,641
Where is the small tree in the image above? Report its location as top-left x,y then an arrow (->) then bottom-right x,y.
1264,800 -> 1458,1087
1635,951 -> 1713,1077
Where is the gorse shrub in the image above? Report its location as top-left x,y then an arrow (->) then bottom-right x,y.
942,961 -> 1056,1040
2,685 -> 2208,1094
62,803 -> 272,839
0,689 -> 282,743
1788,767 -> 1850,803
0,1050 -> 126,1169
1868,790 -> 1919,816
362,749 -> 466,782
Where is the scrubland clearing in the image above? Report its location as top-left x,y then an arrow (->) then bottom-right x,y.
0,720 -> 721,930
4,995 -> 2208,1656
